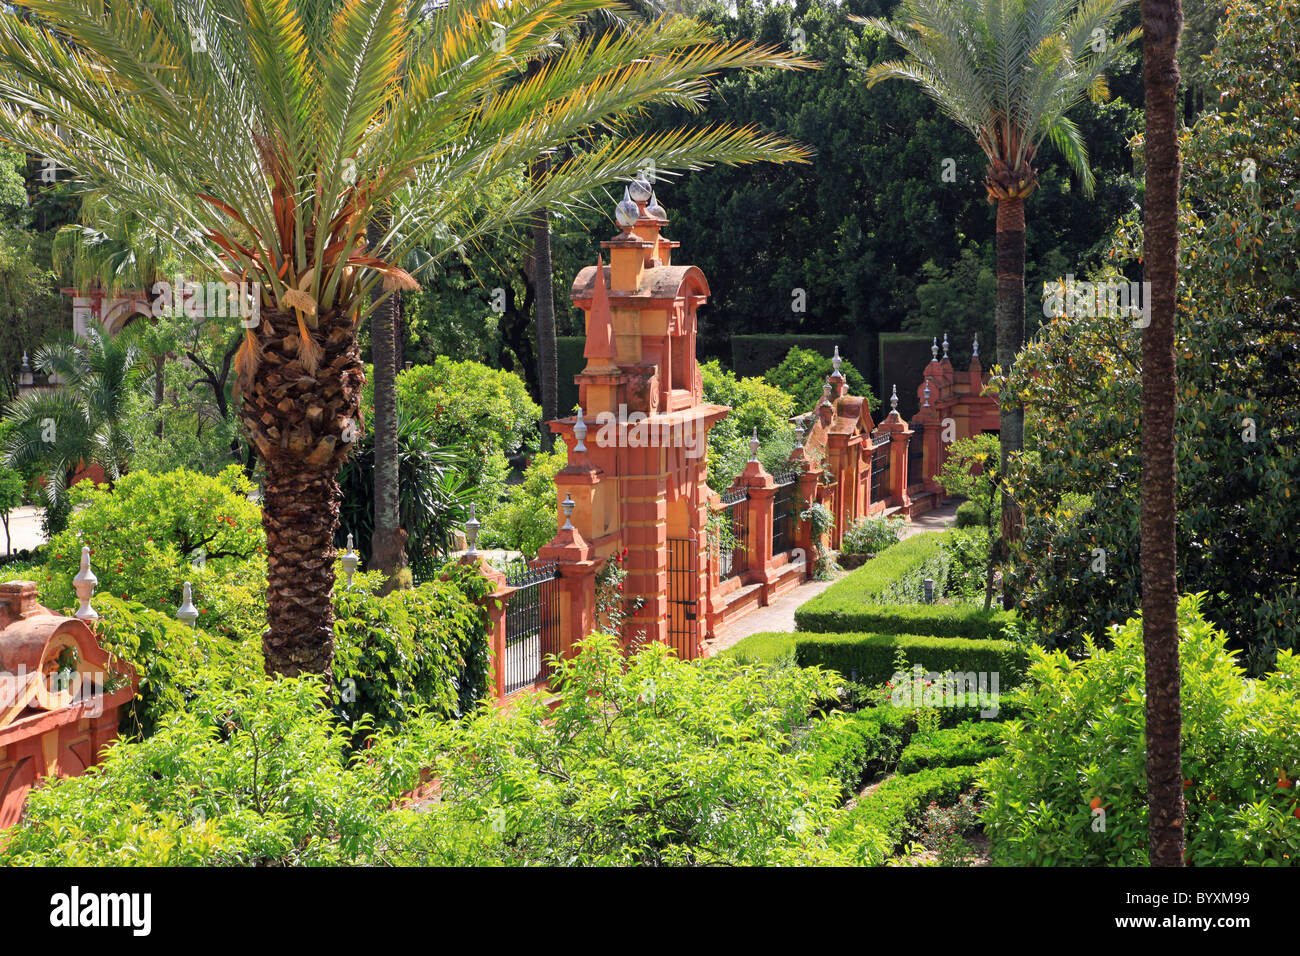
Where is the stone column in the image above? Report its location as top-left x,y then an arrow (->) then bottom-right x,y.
458,553 -> 511,702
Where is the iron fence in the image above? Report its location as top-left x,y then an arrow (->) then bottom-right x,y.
871,435 -> 892,503
503,559 -> 559,695
667,537 -> 698,659
771,469 -> 799,558
717,488 -> 749,580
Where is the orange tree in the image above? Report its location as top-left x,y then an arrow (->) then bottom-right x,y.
1003,0 -> 1300,675
0,0 -> 811,675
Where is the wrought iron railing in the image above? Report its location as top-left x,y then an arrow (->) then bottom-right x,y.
771,469 -> 799,557
716,488 -> 749,580
908,423 -> 924,486
503,559 -> 559,695
871,435 -> 892,503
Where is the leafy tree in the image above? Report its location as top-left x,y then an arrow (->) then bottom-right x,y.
859,0 -> 1139,582
0,0 -> 810,676
1,322 -> 145,506
700,358 -> 797,491
1004,0 -> 1300,676
764,345 -> 873,412
480,446 -> 568,557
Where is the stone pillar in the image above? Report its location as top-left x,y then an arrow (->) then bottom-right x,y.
735,458 -> 776,585
539,525 -> 597,665
458,553 -> 511,702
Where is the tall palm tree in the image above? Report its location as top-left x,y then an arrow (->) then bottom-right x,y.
2,322 -> 144,502
1139,0 -> 1184,867
0,0 -> 810,676
858,0 -> 1137,597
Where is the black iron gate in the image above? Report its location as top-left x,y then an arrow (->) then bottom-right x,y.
771,470 -> 798,557
908,423 -> 924,487
503,559 -> 559,695
667,537 -> 698,658
871,436 -> 892,503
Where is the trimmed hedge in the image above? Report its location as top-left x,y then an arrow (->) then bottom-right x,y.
828,764 -> 982,864
731,334 -> 871,384
800,707 -> 918,799
794,631 -> 1028,688
897,721 -> 1006,774
794,533 -> 1013,638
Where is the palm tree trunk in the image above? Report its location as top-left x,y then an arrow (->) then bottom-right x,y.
1141,0 -> 1185,867
531,154 -> 557,448
367,218 -> 409,593
994,196 -> 1026,609
240,305 -> 365,677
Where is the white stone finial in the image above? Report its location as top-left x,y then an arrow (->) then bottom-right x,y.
73,545 -> 98,621
749,427 -> 760,462
890,383 -> 899,413
342,533 -> 359,587
574,406 -> 588,453
628,176 -> 653,203
923,378 -> 932,407
820,382 -> 832,407
942,332 -> 950,360
561,494 -> 575,530
972,333 -> 979,358
177,581 -> 199,626
795,422 -> 805,444
465,503 -> 480,555
931,336 -> 939,361
831,345 -> 843,380
615,185 -> 640,229
646,189 -> 667,220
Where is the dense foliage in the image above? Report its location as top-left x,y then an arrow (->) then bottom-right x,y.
1004,0 -> 1300,672
480,447 -> 567,557
765,345 -> 873,411
699,358 -> 797,491
983,596 -> 1300,865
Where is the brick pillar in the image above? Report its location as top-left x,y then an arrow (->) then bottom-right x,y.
795,460 -> 822,581
734,458 -> 777,585
540,526 -> 597,662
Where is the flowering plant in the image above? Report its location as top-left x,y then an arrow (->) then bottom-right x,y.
595,548 -> 643,636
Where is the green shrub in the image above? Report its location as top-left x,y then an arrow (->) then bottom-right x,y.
0,675 -> 430,866
37,466 -> 266,640
982,594 -> 1300,866
954,501 -> 986,528
898,721 -> 1005,774
828,765 -> 982,864
800,706 -> 919,799
331,563 -> 492,729
700,359 -> 797,492
798,601 -> 1012,640
385,636 -> 853,865
793,631 -> 1027,688
840,515 -> 905,556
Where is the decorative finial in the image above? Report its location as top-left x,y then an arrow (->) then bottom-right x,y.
176,581 -> 199,626
972,333 -> 979,358
73,545 -> 98,621
18,351 -> 32,387
749,427 -> 760,462
342,533 -> 359,587
561,494 -> 575,530
831,345 -> 843,380
890,384 -> 899,413
923,379 -> 932,407
820,382 -> 832,407
628,176 -> 653,203
942,332 -> 950,360
795,422 -> 805,444
931,337 -> 939,361
465,503 -> 480,555
615,185 -> 640,230
646,189 -> 667,220
574,407 -> 588,453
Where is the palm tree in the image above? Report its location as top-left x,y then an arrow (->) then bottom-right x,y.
0,0 -> 810,676
1139,0 -> 1184,867
2,322 -> 145,503
858,0 -> 1137,597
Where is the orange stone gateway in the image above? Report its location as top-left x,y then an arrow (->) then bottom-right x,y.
0,580 -> 136,830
